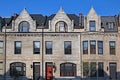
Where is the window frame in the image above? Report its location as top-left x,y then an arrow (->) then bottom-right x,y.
10,62 -> 26,76
14,41 -> 22,54
83,41 -> 88,54
98,62 -> 104,77
55,21 -> 67,32
45,41 -> 52,54
89,21 -> 96,31
33,41 -> 40,54
64,41 -> 72,54
19,21 -> 30,32
90,40 -> 96,54
98,41 -> 103,54
60,62 -> 76,77
109,41 -> 116,55
0,62 -> 3,75
0,41 -> 3,54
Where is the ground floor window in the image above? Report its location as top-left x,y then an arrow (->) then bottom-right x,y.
60,62 -> 76,77
0,62 -> 3,75
83,62 -> 104,78
10,62 -> 26,76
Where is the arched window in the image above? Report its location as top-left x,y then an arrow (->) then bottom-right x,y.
60,62 -> 76,77
10,62 -> 26,76
19,21 -> 29,32
55,21 -> 68,32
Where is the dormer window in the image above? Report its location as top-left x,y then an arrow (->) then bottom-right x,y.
19,21 -> 29,32
108,22 -> 114,29
55,21 -> 67,32
89,21 -> 96,31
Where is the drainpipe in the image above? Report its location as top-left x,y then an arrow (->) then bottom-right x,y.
4,24 -> 7,80
41,26 -> 44,79
80,33 -> 82,80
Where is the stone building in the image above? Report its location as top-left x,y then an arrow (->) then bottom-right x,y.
0,7 -> 120,80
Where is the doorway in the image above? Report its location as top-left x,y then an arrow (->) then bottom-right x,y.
109,62 -> 117,80
33,62 -> 40,80
45,62 -> 53,80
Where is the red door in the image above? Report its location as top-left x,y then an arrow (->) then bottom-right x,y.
46,62 -> 53,80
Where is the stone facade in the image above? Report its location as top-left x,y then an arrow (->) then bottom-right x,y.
0,7 -> 120,80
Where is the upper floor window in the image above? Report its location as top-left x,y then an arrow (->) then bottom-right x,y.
90,41 -> 96,54
90,21 -> 96,31
83,41 -> 88,54
15,41 -> 22,54
98,41 -> 103,54
19,21 -> 29,32
64,41 -> 72,54
55,21 -> 68,32
109,41 -> 115,55
33,41 -> 40,54
45,41 -> 52,54
108,22 -> 114,29
0,41 -> 3,54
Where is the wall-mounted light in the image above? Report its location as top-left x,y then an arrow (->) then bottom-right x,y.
107,66 -> 108,71
31,64 -> 33,68
53,63 -> 56,73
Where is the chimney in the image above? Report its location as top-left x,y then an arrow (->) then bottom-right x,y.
79,13 -> 84,28
13,13 -> 17,18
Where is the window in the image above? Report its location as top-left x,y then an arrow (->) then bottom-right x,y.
98,62 -> 104,77
15,41 -> 22,54
45,41 -> 52,54
33,41 -> 40,54
98,41 -> 103,54
108,22 -> 114,29
83,62 -> 104,78
0,62 -> 3,75
109,41 -> 115,55
64,41 -> 71,54
55,21 -> 67,32
90,62 -> 97,77
83,41 -> 88,54
83,62 -> 89,77
19,21 -> 29,32
0,41 -> 3,54
10,62 -> 26,76
90,41 -> 96,54
90,21 -> 96,31
60,63 -> 76,77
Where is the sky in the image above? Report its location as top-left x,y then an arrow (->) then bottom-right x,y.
0,0 -> 120,17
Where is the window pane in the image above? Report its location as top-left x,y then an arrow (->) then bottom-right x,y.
0,41 -> 3,54
33,41 -> 40,54
83,62 -> 89,77
83,41 -> 88,54
110,41 -> 115,55
46,41 -> 52,54
90,62 -> 97,77
0,62 -> 3,74
60,22 -> 65,32
10,62 -> 26,76
90,21 -> 95,31
98,62 -> 104,77
98,41 -> 103,54
15,41 -> 22,54
60,63 -> 76,77
19,21 -> 29,32
64,41 -> 71,54
90,41 -> 96,54
108,22 -> 114,29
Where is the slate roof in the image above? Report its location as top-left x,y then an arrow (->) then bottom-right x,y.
0,13 -> 119,32
101,16 -> 118,32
